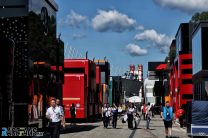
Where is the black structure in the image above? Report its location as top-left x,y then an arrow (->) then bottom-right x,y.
148,62 -> 167,106
0,37 -> 15,127
110,76 -> 142,104
148,62 -> 167,80
94,60 -> 110,85
111,76 -> 123,105
121,78 -> 142,97
175,23 -> 193,55
0,0 -> 63,128
192,21 -> 208,101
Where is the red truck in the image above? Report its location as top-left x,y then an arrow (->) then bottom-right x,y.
63,59 -> 99,119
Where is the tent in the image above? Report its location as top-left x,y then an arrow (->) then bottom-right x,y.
129,96 -> 143,103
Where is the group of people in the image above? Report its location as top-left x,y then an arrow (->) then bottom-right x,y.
46,99 -> 176,138
141,103 -> 155,120
102,101 -> 176,138
46,98 -> 77,138
102,103 -> 122,128
46,98 -> 65,138
102,103 -> 139,129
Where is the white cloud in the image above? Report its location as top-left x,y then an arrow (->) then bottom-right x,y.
126,43 -> 148,56
154,0 -> 208,13
136,25 -> 145,31
135,29 -> 173,53
59,10 -> 89,28
92,10 -> 137,32
72,33 -> 86,40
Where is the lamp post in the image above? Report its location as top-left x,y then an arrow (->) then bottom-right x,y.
56,33 -> 61,99
123,91 -> 126,104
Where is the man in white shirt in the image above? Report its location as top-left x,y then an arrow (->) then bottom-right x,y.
56,98 -> 65,128
102,103 -> 111,128
46,99 -> 63,138
127,103 -> 135,129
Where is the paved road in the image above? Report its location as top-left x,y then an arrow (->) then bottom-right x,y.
59,115 -> 188,138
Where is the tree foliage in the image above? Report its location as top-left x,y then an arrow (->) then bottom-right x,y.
190,11 -> 208,23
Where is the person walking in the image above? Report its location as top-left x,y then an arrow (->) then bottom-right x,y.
102,103 -> 111,128
112,103 -> 118,128
161,101 -> 175,138
102,104 -> 106,127
127,103 -> 135,129
142,103 -> 146,120
177,106 -> 185,128
150,104 -> 155,118
118,104 -> 122,118
46,99 -> 63,138
56,99 -> 65,128
145,103 -> 151,129
70,103 -> 76,125
108,105 -> 112,126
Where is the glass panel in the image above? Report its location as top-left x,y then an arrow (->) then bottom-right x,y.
192,28 -> 202,75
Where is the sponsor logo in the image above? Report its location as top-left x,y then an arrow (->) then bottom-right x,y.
1,127 -> 44,137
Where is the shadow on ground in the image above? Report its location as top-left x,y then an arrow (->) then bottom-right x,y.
60,125 -> 98,134
33,125 -> 98,138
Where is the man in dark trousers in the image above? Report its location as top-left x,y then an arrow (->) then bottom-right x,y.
177,106 -> 184,128
127,103 -> 135,129
70,103 -> 76,125
112,103 -> 118,128
142,103 -> 146,120
161,101 -> 175,138
46,99 -> 63,138
56,99 -> 65,128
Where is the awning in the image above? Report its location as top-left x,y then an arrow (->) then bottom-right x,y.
129,96 -> 143,103
156,64 -> 167,70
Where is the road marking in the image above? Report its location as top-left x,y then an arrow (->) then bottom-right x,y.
128,118 -> 141,138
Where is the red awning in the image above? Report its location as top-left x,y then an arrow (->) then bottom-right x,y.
156,64 -> 167,70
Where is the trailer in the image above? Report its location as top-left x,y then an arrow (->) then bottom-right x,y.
63,73 -> 87,118
63,59 -> 100,119
186,101 -> 208,137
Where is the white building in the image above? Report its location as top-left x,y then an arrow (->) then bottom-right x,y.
144,78 -> 158,105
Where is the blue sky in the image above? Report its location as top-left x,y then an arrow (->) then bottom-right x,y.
55,0 -> 206,77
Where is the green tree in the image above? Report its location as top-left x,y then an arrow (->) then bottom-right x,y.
190,11 -> 208,23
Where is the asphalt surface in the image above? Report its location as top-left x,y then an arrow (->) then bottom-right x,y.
56,115 -> 188,138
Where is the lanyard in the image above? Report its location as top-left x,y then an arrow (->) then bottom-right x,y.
52,107 -> 56,113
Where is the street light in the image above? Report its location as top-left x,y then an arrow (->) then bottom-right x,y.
123,91 -> 126,103
56,33 -> 61,100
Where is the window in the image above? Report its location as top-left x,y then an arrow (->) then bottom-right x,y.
64,68 -> 85,73
192,28 -> 202,75
182,69 -> 192,74
101,72 -> 106,84
182,59 -> 192,64
182,94 -> 193,99
182,79 -> 192,84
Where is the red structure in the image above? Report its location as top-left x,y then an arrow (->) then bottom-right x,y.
169,23 -> 193,118
96,66 -> 102,115
178,54 -> 193,105
170,54 -> 193,117
63,59 -> 99,119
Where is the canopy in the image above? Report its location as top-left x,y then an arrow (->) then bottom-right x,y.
129,96 -> 143,103
156,64 -> 167,70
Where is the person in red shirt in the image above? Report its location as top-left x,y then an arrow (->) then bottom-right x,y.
142,103 -> 146,120
177,106 -> 185,128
